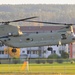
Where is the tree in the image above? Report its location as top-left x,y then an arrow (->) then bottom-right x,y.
47,54 -> 62,63
48,54 -> 60,59
61,51 -> 69,59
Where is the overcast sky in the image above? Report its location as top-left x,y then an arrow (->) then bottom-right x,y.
0,0 -> 75,4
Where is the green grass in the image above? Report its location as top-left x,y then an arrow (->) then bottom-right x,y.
0,63 -> 75,74
29,63 -> 75,73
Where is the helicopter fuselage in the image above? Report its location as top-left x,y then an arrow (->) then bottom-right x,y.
1,30 -> 75,48
0,24 -> 75,48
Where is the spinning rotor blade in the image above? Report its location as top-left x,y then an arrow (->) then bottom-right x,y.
26,21 -> 75,26
0,16 -> 37,24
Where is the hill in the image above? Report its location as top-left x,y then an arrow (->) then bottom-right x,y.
0,4 -> 75,26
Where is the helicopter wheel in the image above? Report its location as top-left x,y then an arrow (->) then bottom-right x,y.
47,47 -> 53,51
12,48 -> 17,53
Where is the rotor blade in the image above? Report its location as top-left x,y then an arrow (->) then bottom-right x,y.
0,16 -> 37,24
26,20 -> 75,25
10,16 -> 37,22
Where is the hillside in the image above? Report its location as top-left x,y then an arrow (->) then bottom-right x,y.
0,4 -> 75,26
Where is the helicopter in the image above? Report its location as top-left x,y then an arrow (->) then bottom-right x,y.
0,17 -> 75,52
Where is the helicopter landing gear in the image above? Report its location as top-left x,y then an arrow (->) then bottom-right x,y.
47,47 -> 53,51
12,48 -> 17,53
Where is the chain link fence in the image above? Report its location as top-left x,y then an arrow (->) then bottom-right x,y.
0,58 -> 75,75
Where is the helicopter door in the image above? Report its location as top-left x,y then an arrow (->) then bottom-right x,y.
61,34 -> 67,39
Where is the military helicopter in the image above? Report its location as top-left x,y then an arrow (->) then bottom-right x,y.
0,17 -> 75,52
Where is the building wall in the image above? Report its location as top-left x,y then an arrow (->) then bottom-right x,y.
72,43 -> 75,58
0,45 -> 66,58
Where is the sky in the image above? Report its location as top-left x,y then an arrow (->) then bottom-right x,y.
0,0 -> 75,4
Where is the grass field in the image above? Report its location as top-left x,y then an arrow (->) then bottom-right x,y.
0,63 -> 75,75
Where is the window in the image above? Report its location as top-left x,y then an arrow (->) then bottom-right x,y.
61,34 -> 67,39
27,50 -> 31,54
32,51 -> 34,54
2,51 -> 4,54
33,51 -> 36,54
22,51 -> 25,53
0,51 -> 1,54
0,51 -> 4,54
